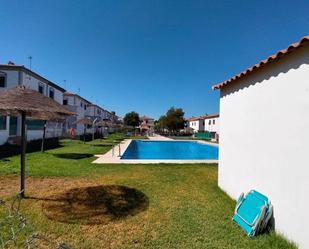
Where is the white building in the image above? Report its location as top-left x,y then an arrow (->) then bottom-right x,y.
187,117 -> 204,133
213,36 -> 309,249
139,115 -> 155,135
0,62 -> 65,145
62,94 -> 119,136
85,104 -> 115,134
203,114 -> 219,135
63,92 -> 91,136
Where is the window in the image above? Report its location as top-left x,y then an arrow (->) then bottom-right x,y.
213,119 -> 215,125
26,119 -> 44,130
84,105 -> 87,110
63,99 -> 68,105
9,117 -> 17,135
0,72 -> 6,87
38,83 -> 44,94
49,88 -> 54,99
97,109 -> 101,115
80,102 -> 83,107
0,116 -> 7,130
208,120 -> 211,125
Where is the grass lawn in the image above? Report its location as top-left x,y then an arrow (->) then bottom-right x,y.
0,137 -> 296,249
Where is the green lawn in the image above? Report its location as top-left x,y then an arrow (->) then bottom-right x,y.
0,135 -> 124,177
0,137 -> 296,249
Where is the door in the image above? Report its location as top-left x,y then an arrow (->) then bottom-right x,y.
9,116 -> 18,136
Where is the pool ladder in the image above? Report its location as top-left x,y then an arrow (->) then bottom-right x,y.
112,142 -> 121,157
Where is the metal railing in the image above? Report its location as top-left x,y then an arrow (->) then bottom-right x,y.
112,141 -> 121,157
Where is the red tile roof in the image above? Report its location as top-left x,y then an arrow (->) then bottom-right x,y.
188,113 -> 219,121
187,117 -> 202,121
140,115 -> 154,120
212,36 -> 309,90
202,113 -> 219,119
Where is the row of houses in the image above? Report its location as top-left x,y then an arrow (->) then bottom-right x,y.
187,113 -> 219,136
0,61 -> 119,145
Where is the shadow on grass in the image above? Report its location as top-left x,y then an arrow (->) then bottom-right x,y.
52,153 -> 93,160
91,144 -> 114,147
29,185 -> 149,225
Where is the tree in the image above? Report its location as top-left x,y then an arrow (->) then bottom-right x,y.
157,107 -> 185,133
123,111 -> 140,128
155,115 -> 167,133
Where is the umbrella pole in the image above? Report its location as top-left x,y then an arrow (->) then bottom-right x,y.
20,111 -> 26,198
84,125 -> 86,144
41,120 -> 47,152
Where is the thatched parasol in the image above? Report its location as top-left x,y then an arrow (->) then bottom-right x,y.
93,120 -> 112,140
95,120 -> 113,128
0,86 -> 74,120
73,117 -> 93,126
0,85 -> 75,198
73,118 -> 93,143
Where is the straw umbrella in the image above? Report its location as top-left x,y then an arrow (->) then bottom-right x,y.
96,120 -> 114,135
96,120 -> 113,128
0,86 -> 75,198
73,117 -> 92,143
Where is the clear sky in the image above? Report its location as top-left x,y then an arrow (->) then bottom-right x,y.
1,0 -> 309,119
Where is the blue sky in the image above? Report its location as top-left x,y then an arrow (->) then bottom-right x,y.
1,0 -> 309,119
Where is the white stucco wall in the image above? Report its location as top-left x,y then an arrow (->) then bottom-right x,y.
0,67 -> 65,144
0,70 -> 20,88
204,117 -> 220,133
189,120 -> 204,132
189,121 -> 198,132
218,45 -> 309,249
0,117 -> 9,144
21,72 -> 63,104
63,95 -> 91,135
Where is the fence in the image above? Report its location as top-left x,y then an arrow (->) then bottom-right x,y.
194,131 -> 215,140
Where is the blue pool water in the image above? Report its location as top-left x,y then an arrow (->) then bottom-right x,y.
121,140 -> 218,160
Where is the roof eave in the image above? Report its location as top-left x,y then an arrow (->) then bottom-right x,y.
212,35 -> 309,90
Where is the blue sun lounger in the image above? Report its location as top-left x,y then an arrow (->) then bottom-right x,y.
233,190 -> 273,237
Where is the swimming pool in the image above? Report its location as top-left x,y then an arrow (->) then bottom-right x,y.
121,140 -> 218,160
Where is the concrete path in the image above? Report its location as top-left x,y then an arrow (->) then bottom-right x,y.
148,134 -> 173,141
93,139 -> 132,164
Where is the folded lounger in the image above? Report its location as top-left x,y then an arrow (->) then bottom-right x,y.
233,190 -> 273,237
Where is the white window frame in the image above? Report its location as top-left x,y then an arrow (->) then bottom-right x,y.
49,88 -> 55,99
38,82 -> 45,94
